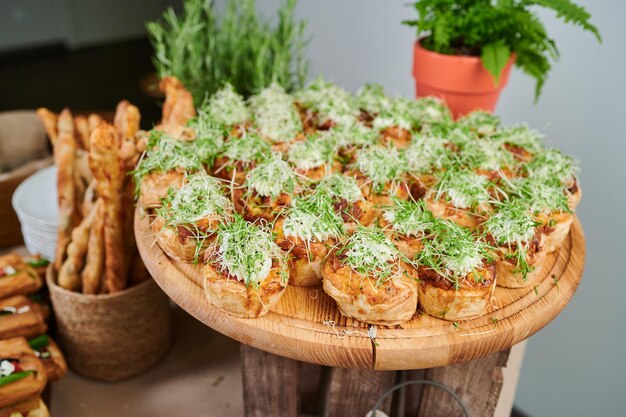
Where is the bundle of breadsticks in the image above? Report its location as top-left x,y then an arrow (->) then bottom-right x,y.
37,102 -> 150,294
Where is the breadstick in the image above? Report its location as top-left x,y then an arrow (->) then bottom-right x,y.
53,109 -> 79,271
115,101 -> 142,170
81,180 -> 96,217
81,199 -> 105,294
87,114 -> 103,135
58,200 -> 99,291
74,115 -> 90,150
36,108 -> 58,145
159,76 -> 196,127
89,123 -> 127,293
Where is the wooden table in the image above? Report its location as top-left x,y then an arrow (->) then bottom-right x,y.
136,212 -> 585,417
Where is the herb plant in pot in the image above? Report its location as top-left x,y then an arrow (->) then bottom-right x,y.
404,0 -> 601,117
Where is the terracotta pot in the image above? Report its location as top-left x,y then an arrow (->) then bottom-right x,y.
412,40 -> 515,118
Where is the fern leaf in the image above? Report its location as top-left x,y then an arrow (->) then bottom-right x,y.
481,42 -> 511,85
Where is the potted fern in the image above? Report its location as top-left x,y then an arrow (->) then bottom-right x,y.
404,0 -> 601,117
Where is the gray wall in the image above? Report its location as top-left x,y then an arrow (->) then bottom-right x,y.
258,1 -> 621,416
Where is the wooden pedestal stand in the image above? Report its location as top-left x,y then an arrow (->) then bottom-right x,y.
136,211 -> 585,417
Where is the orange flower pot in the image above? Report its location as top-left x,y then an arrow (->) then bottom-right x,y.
412,40 -> 515,118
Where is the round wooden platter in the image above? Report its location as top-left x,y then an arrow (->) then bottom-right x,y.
135,209 -> 585,370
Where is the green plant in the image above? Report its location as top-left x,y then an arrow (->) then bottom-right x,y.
403,0 -> 601,99
147,0 -> 309,104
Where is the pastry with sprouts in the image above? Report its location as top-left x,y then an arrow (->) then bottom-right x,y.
484,200 -> 547,288
295,77 -> 359,131
315,173 -> 376,232
381,199 -> 435,259
212,130 -> 271,185
493,125 -> 544,163
346,145 -> 410,206
457,110 -> 500,137
203,215 -> 288,318
416,220 -> 495,321
512,177 -> 573,253
403,133 -> 453,198
274,193 -> 345,286
321,226 -> 418,325
234,153 -> 296,222
152,173 -> 234,262
526,148 -> 581,210
355,83 -> 390,122
373,97 -> 419,149
134,131 -> 203,209
287,133 -> 342,181
425,168 -> 492,228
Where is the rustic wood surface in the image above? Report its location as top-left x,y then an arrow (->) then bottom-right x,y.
241,344 -> 300,417
135,209 -> 585,370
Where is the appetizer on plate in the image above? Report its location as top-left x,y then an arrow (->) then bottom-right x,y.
0,337 -> 47,409
416,219 -> 495,321
134,132 -> 203,209
322,227 -> 418,326
295,77 -> 359,131
203,215 -> 288,318
513,177 -> 573,253
249,83 -> 303,151
0,254 -> 42,300
202,83 -> 249,129
426,168 -> 492,228
316,173 -> 376,231
403,134 -> 452,198
493,125 -> 544,163
274,192 -> 345,286
484,200 -> 547,288
235,153 -> 296,222
355,83 -> 391,122
457,110 -> 500,137
213,131 -> 271,185
381,199 -> 435,259
0,297 -> 47,340
526,148 -> 581,210
27,335 -> 67,382
373,97 -> 418,149
346,145 -> 410,206
152,173 -> 234,262
287,133 -> 341,180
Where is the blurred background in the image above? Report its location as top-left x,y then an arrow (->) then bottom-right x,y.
1,1 -> 623,416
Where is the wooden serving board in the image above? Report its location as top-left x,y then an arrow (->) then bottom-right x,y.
135,209 -> 585,370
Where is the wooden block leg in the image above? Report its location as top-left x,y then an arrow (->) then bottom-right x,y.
417,349 -> 511,417
240,344 -> 300,417
323,368 -> 396,417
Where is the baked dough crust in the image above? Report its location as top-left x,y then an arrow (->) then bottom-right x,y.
151,215 -> 203,262
418,264 -> 495,321
321,252 -> 418,326
0,337 -> 47,408
535,211 -> 573,253
203,261 -> 287,319
495,234 -> 548,289
425,192 -> 490,229
139,170 -> 187,209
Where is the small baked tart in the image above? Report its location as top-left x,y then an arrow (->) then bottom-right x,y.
381,199 -> 435,259
201,83 -> 250,128
234,153 -> 296,222
416,219 -> 495,321
316,173 -> 377,232
512,177 -> 573,253
457,110 -> 501,137
287,133 -> 342,181
212,131 -> 271,185
274,193 -> 345,286
249,83 -> 303,152
321,227 -> 418,326
492,124 -> 544,164
403,134 -> 453,199
0,254 -> 42,299
355,83 -> 390,123
152,173 -> 234,262
526,148 -> 581,210
372,97 -> 417,149
204,215 -> 288,318
323,124 -> 379,165
425,168 -> 492,229
295,77 -> 360,131
484,200 -> 548,288
135,132 -> 203,209
347,145 -> 411,207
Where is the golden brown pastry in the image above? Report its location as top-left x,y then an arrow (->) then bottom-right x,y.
274,193 -> 345,286
381,199 -> 435,259
159,76 -> 196,128
322,227 -> 418,326
286,134 -> 342,181
416,219 -> 495,321
234,153 -> 296,222
27,335 -> 67,382
0,255 -> 42,299
0,297 -> 47,340
212,131 -> 270,185
203,215 -> 288,318
0,396 -> 49,417
153,173 -> 234,262
0,337 -> 47,409
425,168 -> 492,229
484,200 -> 549,288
